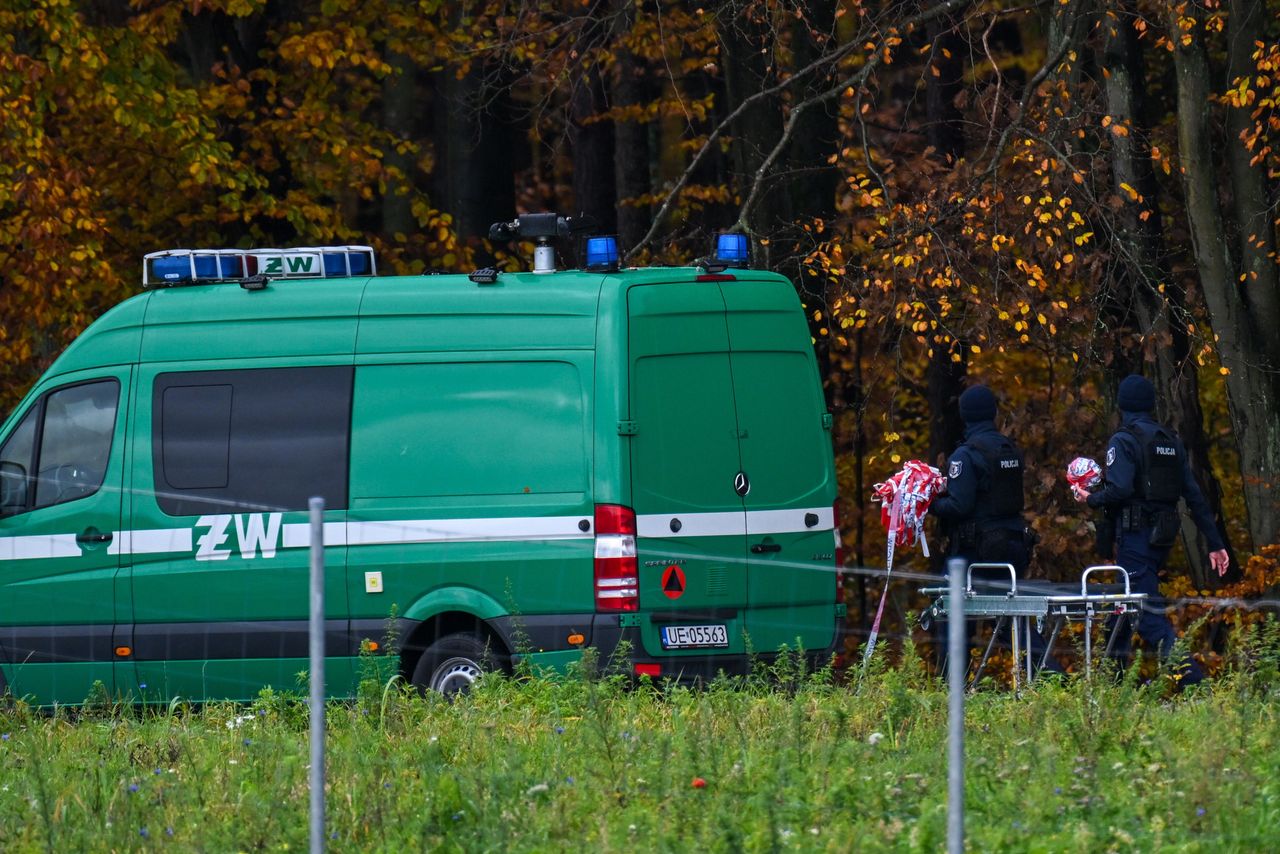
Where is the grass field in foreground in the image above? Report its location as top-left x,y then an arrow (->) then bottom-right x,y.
0,631 -> 1278,852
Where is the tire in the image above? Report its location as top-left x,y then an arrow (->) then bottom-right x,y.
411,633 -> 497,697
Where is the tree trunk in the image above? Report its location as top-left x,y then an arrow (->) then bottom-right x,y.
923,12 -> 968,491
718,0 -> 786,243
380,49 -> 417,240
785,2 -> 841,222
612,45 -> 653,253
1170,1 -> 1280,551
433,64 -> 516,255
570,70 -> 619,236
1102,2 -> 1233,584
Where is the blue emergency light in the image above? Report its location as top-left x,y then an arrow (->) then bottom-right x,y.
584,236 -> 620,271
151,253 -> 245,282
143,246 -> 377,289
714,233 -> 750,267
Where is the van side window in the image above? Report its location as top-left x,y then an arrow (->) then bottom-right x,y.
0,380 -> 125,513
35,381 -> 120,508
0,406 -> 40,514
153,367 -> 352,516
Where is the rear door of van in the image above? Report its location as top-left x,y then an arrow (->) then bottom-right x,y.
722,280 -> 836,655
628,284 -> 749,662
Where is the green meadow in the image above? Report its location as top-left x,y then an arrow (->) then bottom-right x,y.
1,628 -> 1278,852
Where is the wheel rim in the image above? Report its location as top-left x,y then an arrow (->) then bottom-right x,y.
430,656 -> 484,695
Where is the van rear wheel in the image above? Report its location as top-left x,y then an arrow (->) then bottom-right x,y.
412,633 -> 495,696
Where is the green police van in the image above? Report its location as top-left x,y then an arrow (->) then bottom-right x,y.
0,219 -> 843,704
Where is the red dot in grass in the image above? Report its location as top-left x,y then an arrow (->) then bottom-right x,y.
691,777 -> 707,789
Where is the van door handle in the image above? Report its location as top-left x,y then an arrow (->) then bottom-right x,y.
750,543 -> 782,554
77,529 -> 113,545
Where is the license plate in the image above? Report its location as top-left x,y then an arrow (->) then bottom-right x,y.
660,624 -> 728,650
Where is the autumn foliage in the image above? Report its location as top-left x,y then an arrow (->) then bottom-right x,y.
2,1 -> 1279,659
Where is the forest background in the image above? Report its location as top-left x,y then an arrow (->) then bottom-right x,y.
3,0 -> 1279,659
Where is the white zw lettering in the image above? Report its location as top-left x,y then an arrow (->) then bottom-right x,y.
194,513 -> 283,561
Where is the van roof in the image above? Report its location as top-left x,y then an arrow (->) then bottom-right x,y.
46,266 -> 791,376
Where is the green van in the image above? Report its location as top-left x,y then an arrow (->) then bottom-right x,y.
0,230 -> 843,704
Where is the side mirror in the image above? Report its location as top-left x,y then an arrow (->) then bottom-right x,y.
0,461 -> 28,517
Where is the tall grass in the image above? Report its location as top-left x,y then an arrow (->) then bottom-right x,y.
0,623 -> 1278,851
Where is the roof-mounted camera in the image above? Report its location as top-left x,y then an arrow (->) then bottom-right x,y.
488,213 -> 599,274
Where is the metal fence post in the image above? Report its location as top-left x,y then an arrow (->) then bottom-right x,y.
947,557 -> 965,854
309,497 -> 326,854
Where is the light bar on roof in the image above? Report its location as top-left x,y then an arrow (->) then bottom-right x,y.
143,245 -> 376,288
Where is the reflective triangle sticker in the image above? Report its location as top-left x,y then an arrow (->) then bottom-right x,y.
662,564 -> 686,600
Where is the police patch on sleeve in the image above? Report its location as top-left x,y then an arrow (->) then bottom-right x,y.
1105,446 -> 1116,467
949,460 -> 963,479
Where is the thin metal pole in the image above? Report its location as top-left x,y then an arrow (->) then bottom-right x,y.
309,497 -> 326,854
947,557 -> 965,854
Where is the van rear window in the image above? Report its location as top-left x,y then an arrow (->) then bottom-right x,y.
153,367 -> 353,516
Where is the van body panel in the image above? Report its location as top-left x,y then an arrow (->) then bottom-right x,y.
346,354 -> 596,634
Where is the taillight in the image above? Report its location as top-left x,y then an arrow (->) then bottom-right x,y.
833,500 -> 845,604
594,504 -> 638,612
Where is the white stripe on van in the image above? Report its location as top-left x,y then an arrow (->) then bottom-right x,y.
746,506 -> 834,536
337,516 -> 590,547
0,533 -> 81,561
637,511 -> 745,539
0,508 -> 831,562
281,522 -> 349,548
636,507 -> 833,539
108,527 -> 195,556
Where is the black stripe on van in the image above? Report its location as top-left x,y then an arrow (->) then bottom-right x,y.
0,624 -> 117,664
0,619 -> 395,664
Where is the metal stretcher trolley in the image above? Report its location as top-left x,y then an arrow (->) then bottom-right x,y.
920,563 -> 1149,689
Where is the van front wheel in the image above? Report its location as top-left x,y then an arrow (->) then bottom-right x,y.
412,633 -> 494,696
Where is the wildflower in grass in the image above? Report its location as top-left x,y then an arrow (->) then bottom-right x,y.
128,784 -> 139,793
1054,787 -> 1062,795
139,827 -> 149,838
243,738 -> 251,746
1,733 -> 8,741
1197,807 -> 1206,817
452,812 -> 464,821
153,769 -> 162,775
868,732 -> 884,745
691,777 -> 707,789
554,726 -> 564,734
165,828 -> 174,837
565,776 -> 575,785
622,731 -> 631,740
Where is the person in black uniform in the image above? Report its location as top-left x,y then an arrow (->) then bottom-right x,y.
931,385 -> 1060,675
1072,374 -> 1229,686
